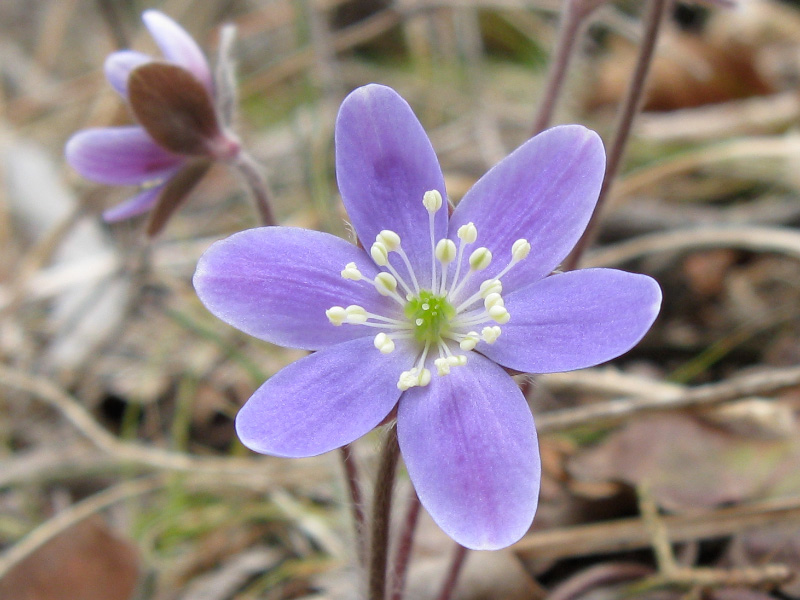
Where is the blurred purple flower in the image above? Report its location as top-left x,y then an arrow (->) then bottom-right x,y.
193,84 -> 662,550
65,11 -> 238,231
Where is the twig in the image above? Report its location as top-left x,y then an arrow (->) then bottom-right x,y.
369,425 -> 401,600
436,543 -> 469,600
547,563 -> 655,600
565,0 -> 670,270
0,475 -> 165,580
585,225 -> 800,268
536,365 -> 800,433
514,495 -> 800,562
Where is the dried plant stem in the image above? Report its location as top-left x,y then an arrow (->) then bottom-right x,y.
233,151 -> 276,226
436,543 -> 469,600
389,487 -> 422,600
0,475 -> 164,580
564,0 -> 670,270
339,444 -> 367,566
547,563 -> 655,600
369,424 -> 401,600
532,0 -> 605,135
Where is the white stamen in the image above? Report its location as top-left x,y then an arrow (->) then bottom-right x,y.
371,241 -> 389,266
345,305 -> 368,324
488,305 -> 510,324
482,326 -> 501,344
423,190 -> 443,213
480,279 -> 502,298
434,357 -> 451,376
374,332 -> 395,354
341,262 -> 363,281
457,222 -> 477,243
512,239 -> 531,261
469,247 -> 492,271
459,331 -> 480,351
435,239 -> 457,264
326,306 -> 347,326
374,272 -> 398,296
484,292 -> 504,310
377,230 -> 402,251
397,367 -> 431,390
448,355 -> 467,367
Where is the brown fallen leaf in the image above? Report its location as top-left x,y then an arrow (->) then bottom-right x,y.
0,516 -> 140,600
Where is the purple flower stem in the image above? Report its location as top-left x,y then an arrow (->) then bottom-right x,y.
389,487 -> 422,600
369,424 -> 400,600
339,443 -> 367,566
232,150 -> 277,226
563,0 -> 670,270
435,543 -> 469,600
531,0 -> 605,135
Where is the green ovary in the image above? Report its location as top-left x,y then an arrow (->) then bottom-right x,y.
404,290 -> 456,344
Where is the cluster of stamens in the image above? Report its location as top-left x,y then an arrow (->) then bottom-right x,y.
326,190 -> 530,391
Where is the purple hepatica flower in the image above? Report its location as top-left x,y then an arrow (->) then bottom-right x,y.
65,11 -> 237,233
193,84 -> 662,550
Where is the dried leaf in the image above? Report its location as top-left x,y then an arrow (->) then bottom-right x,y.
128,63 -> 221,156
0,516 -> 139,600
146,158 -> 212,237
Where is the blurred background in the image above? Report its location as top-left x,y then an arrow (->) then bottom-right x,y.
6,0 -> 800,598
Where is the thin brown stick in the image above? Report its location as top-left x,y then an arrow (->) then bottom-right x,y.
389,487 -> 422,600
564,0 -> 670,270
339,444 -> 367,566
369,425 -> 401,600
536,365 -> 800,433
514,494 -> 800,562
233,151 -> 276,226
436,543 -> 469,600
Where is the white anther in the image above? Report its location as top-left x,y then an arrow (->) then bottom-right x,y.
374,272 -> 398,296
415,318 -> 424,326
448,355 -> 467,367
469,247 -> 492,271
459,331 -> 480,351
326,306 -> 347,326
488,305 -> 510,324
457,222 -> 477,243
345,305 -> 368,324
512,239 -> 531,261
481,325 -> 502,344
479,279 -> 502,298
377,230 -> 401,251
434,357 -> 451,376
484,292 -> 504,310
341,262 -> 363,281
371,241 -> 389,266
374,332 -> 395,354
435,239 -> 457,264
397,367 -> 432,390
423,190 -> 443,213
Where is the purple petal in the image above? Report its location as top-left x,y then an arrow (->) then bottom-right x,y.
142,10 -> 212,91
104,50 -> 151,97
102,185 -> 163,222
449,125 -> 605,294
480,268 -> 661,373
193,227 -> 399,350
335,84 -> 447,288
236,337 -> 411,457
65,126 -> 183,185
398,353 -> 540,550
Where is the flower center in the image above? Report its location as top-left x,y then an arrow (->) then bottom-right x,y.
404,290 -> 455,344
325,189 -> 530,391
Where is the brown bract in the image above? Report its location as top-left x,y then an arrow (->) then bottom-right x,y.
128,62 -> 223,157
146,158 -> 213,236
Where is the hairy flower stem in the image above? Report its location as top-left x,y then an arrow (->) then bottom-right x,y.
339,444 -> 367,566
436,543 -> 469,600
563,0 -> 669,270
369,424 -> 400,600
532,0 -> 606,135
389,488 -> 422,600
232,151 -> 277,226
